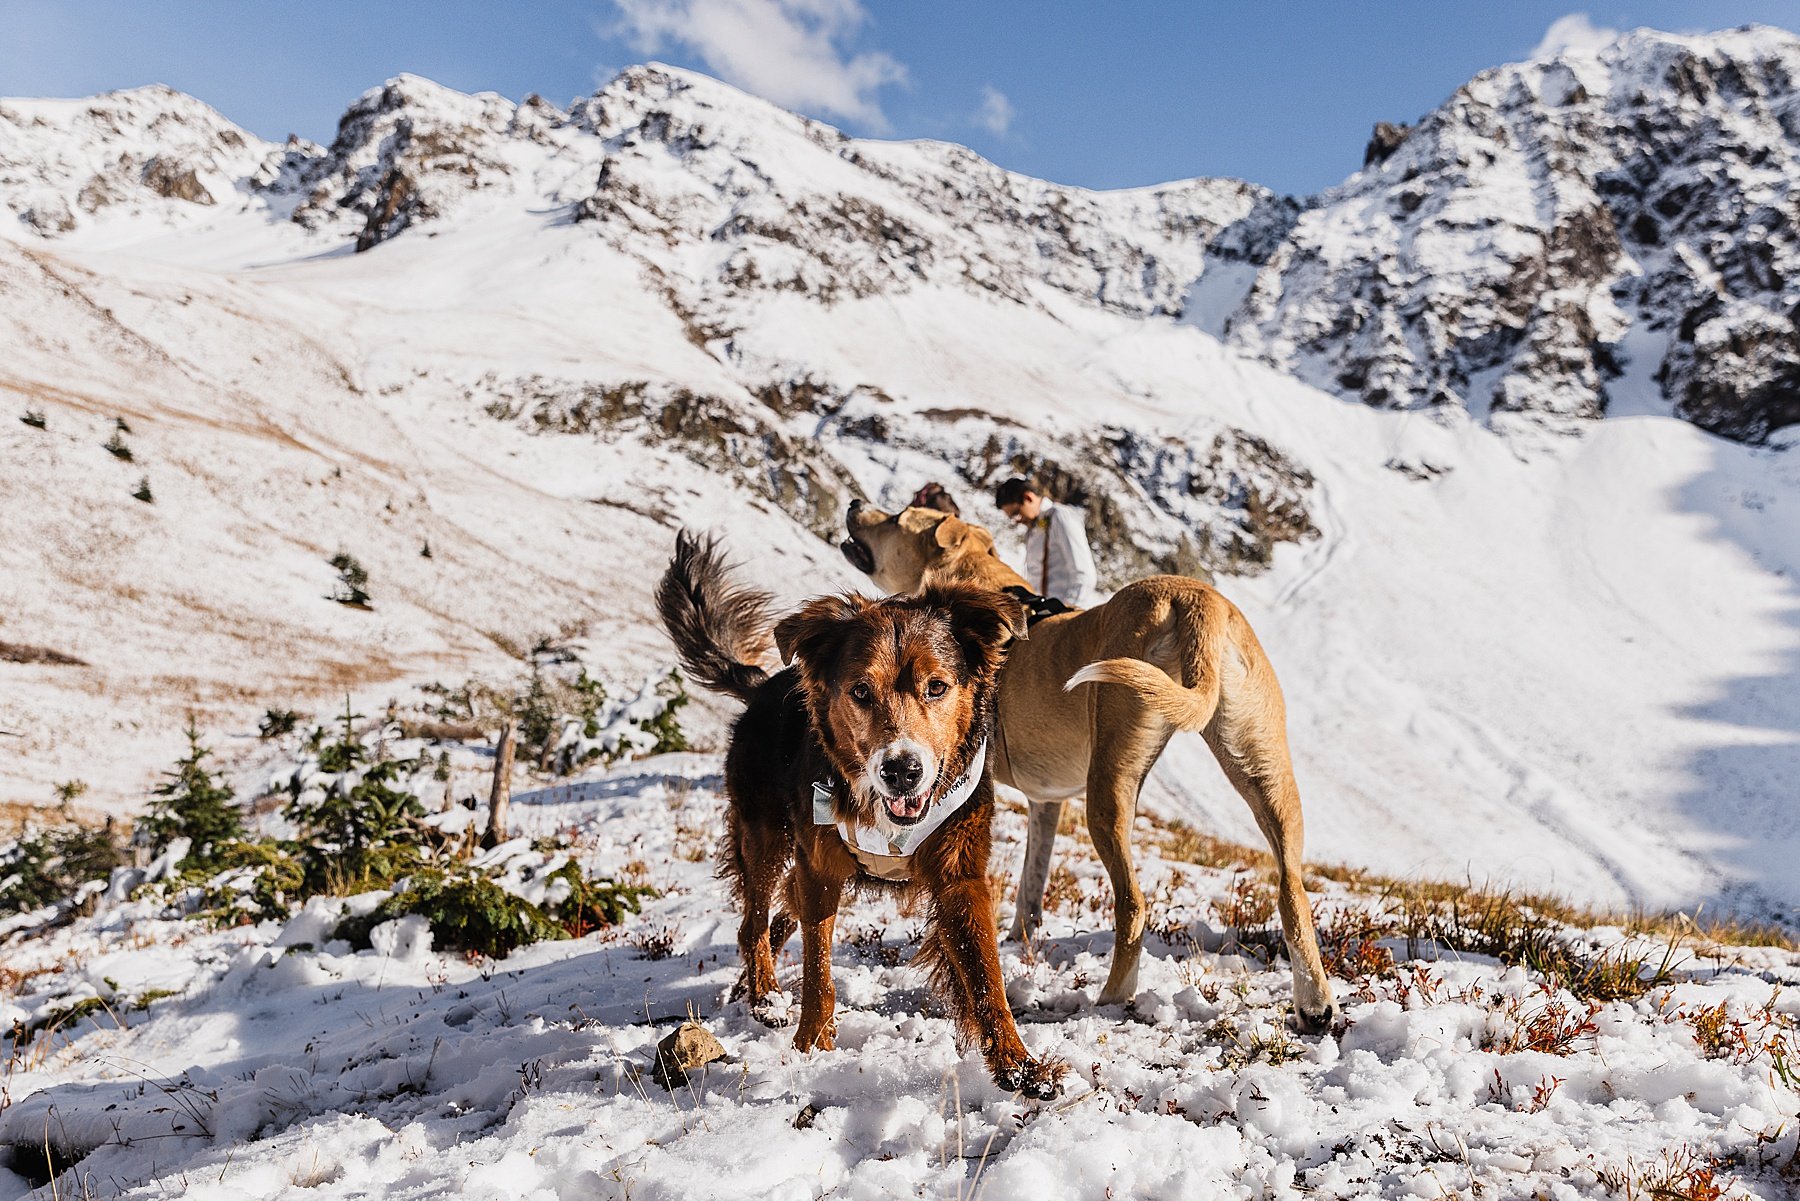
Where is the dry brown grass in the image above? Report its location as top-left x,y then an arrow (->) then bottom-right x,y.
1133,807 -> 1796,957
1594,1145 -> 1731,1201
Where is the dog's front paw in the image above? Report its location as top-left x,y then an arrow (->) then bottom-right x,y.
993,1055 -> 1067,1101
1291,998 -> 1340,1035
793,1018 -> 836,1053
749,995 -> 795,1028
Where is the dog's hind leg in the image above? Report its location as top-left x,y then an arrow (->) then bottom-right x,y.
728,814 -> 792,1022
1007,797 -> 1064,943
1201,707 -> 1337,1034
1087,696 -> 1174,1007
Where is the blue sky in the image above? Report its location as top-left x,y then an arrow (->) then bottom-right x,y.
5,1 -> 1799,195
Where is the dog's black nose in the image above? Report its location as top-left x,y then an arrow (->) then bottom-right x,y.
879,753 -> 924,795
848,498 -> 863,517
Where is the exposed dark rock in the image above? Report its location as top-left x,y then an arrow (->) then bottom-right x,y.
140,156 -> 213,204
1364,121 -> 1414,168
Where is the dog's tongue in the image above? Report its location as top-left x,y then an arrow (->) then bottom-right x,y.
885,793 -> 928,821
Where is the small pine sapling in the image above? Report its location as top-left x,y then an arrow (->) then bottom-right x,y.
20,409 -> 46,430
141,719 -> 245,867
286,697 -> 425,889
258,708 -> 300,739
517,666 -> 558,764
641,670 -> 692,754
0,823 -> 123,915
574,670 -> 607,737
103,429 -> 134,461
420,540 -> 433,559
328,551 -> 371,608
132,476 -> 154,503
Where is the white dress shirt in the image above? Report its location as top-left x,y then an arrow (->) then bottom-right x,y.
1024,498 -> 1098,608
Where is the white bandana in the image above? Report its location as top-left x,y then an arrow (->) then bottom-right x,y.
813,739 -> 988,860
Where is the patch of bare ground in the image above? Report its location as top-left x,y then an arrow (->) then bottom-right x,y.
0,641 -> 87,667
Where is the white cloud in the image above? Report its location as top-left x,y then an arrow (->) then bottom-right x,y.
606,0 -> 908,130
974,85 -> 1013,137
1531,13 -> 1622,59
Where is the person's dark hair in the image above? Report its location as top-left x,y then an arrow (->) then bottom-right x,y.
993,477 -> 1041,508
910,482 -> 961,516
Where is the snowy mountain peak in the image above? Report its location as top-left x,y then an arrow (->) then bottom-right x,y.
281,73 -> 541,249
0,84 -> 276,237
1231,24 -> 1800,442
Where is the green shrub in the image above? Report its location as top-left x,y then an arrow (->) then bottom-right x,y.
166,838 -> 306,926
642,670 -> 691,755
0,824 -> 124,916
342,870 -> 567,959
258,708 -> 301,739
547,860 -> 654,936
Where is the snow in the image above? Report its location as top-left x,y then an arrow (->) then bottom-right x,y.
1,41 -> 1798,1196
0,753 -> 1794,1200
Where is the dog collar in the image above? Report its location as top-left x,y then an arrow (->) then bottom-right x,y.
813,740 -> 988,875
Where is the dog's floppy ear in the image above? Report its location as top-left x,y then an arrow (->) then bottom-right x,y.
932,515 -> 968,549
774,594 -> 867,669
928,585 -> 1028,678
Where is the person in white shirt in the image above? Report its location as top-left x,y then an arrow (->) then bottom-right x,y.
995,477 -> 1099,609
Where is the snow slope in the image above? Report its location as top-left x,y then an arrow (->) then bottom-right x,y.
0,753 -> 1794,1200
2,39 -> 1798,932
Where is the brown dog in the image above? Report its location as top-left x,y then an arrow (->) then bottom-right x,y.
656,533 -> 1064,1098
840,502 -> 1338,1032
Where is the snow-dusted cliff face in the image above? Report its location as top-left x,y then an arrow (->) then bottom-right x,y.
569,65 -> 1277,320
0,86 -> 282,236
2,39 -> 1798,922
1226,25 -> 1800,444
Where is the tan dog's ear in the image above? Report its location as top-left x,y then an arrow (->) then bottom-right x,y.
932,515 -> 967,549
896,507 -> 930,531
774,594 -> 867,667
925,585 -> 1028,678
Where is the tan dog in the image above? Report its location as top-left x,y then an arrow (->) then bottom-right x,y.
841,501 -> 1337,1031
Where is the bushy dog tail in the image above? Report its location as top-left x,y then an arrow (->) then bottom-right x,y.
656,532 -> 775,704
1062,591 -> 1235,733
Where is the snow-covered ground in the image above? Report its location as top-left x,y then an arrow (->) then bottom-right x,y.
3,45 -> 1800,1196
0,751 -> 1795,1201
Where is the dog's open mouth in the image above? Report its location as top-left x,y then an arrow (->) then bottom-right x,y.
839,536 -> 874,575
883,792 -> 930,824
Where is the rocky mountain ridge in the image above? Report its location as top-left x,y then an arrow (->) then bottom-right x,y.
1226,24 -> 1800,443
7,29 -> 1797,442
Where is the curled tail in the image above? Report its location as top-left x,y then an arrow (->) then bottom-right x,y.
656,531 -> 775,703
1062,591 -> 1235,732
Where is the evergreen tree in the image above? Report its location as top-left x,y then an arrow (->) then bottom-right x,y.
517,665 -> 557,759
286,697 -> 423,888
642,670 -> 691,754
328,551 -> 371,607
142,720 -> 244,865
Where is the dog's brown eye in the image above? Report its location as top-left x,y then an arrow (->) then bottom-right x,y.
926,679 -> 948,699
850,683 -> 873,704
